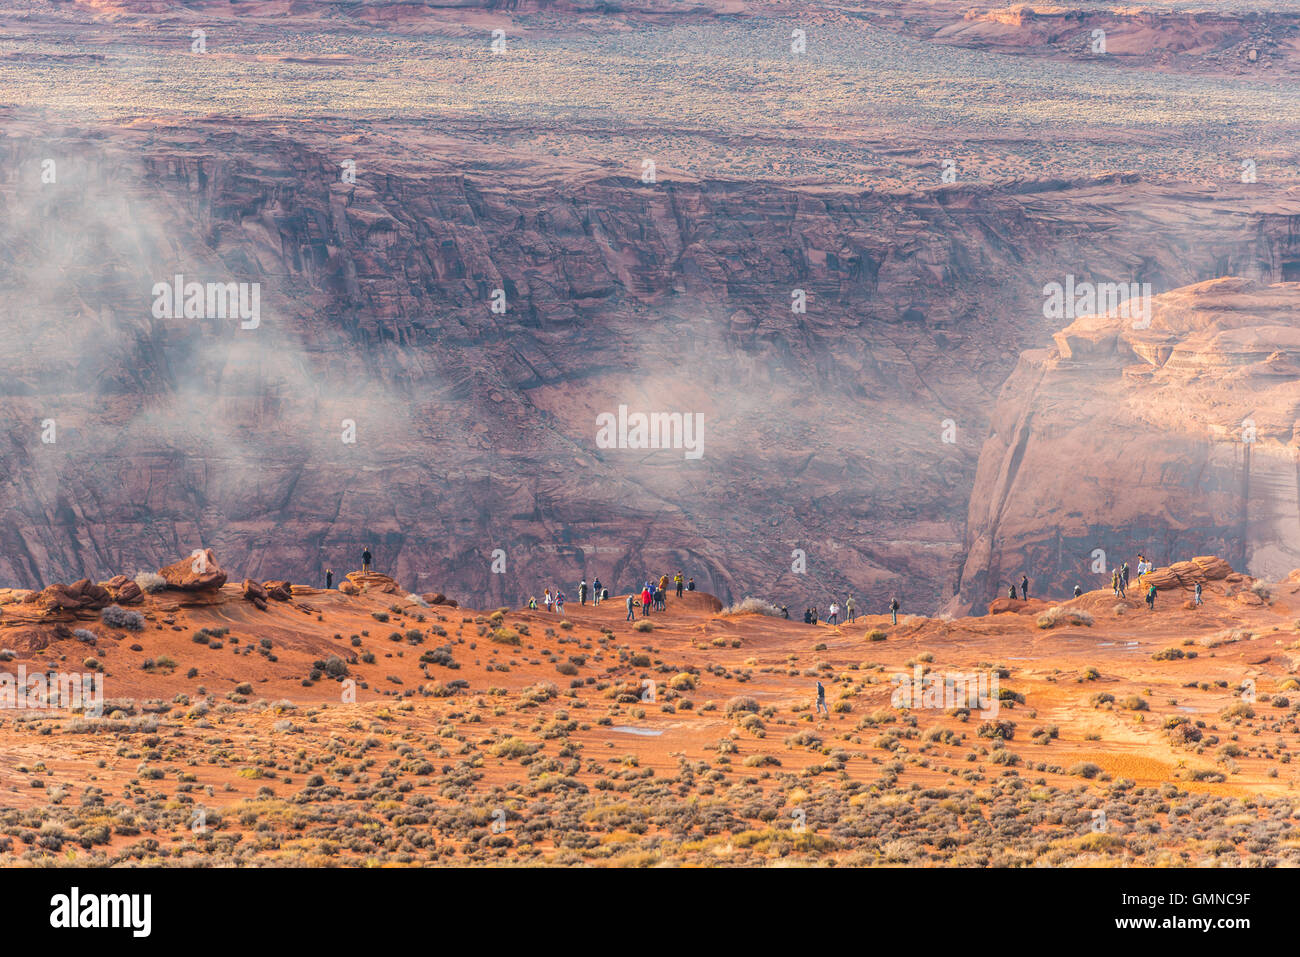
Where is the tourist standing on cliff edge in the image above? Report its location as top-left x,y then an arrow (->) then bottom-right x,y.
361,546 -> 372,573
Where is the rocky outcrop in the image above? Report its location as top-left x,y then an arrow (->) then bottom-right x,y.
264,580 -> 293,602
951,279 -> 1300,614
345,572 -> 403,595
159,550 -> 228,592
1142,556 -> 1234,591
103,575 -> 144,604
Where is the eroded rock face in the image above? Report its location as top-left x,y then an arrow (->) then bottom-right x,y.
951,279 -> 1300,614
0,118 -> 1298,612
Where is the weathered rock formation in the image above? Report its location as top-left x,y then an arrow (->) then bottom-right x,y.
159,549 -> 228,592
951,278 -> 1300,614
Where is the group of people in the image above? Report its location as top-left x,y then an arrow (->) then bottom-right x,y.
1010,553 -> 1197,613
798,596 -> 900,626
525,572 -> 697,621
625,573 -> 695,620
1104,553 -> 1162,610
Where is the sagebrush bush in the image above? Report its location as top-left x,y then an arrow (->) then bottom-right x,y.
101,605 -> 144,631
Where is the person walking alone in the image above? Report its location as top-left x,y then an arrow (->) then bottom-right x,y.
1020,575 -> 1029,601
889,596 -> 900,626
1194,581 -> 1203,607
626,593 -> 636,622
815,680 -> 830,717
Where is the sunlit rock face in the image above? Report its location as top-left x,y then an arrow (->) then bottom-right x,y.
952,278 -> 1300,615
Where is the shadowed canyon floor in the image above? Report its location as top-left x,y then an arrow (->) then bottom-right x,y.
4,557 -> 1300,866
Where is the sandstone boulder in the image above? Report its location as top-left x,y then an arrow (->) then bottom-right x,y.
1143,556 -> 1235,591
345,571 -> 402,595
104,576 -> 144,604
159,549 -> 228,591
264,580 -> 293,602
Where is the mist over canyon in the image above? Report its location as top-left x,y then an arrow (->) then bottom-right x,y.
2,0 -> 1299,612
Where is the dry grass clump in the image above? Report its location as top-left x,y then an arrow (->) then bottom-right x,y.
1036,606 -> 1093,629
719,597 -> 781,617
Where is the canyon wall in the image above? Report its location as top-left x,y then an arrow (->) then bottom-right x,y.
950,276 -> 1300,614
1,121 -> 1298,607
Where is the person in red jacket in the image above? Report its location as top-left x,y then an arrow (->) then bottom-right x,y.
641,584 -> 653,617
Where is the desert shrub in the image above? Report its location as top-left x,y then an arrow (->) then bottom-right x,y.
1120,695 -> 1148,711
491,628 -> 521,646
866,630 -> 887,642
371,611 -> 389,623
669,673 -> 697,691
1221,701 -> 1255,720
491,737 -> 540,759
1089,692 -> 1115,708
977,721 -> 1016,740
1152,648 -> 1185,661
420,646 -> 456,667
133,571 -> 166,594
101,605 -> 144,631
633,620 -> 654,632
72,629 -> 97,645
1037,606 -> 1093,629
318,656 -> 349,678
719,597 -> 781,617
726,696 -> 760,715
1069,762 -> 1102,779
